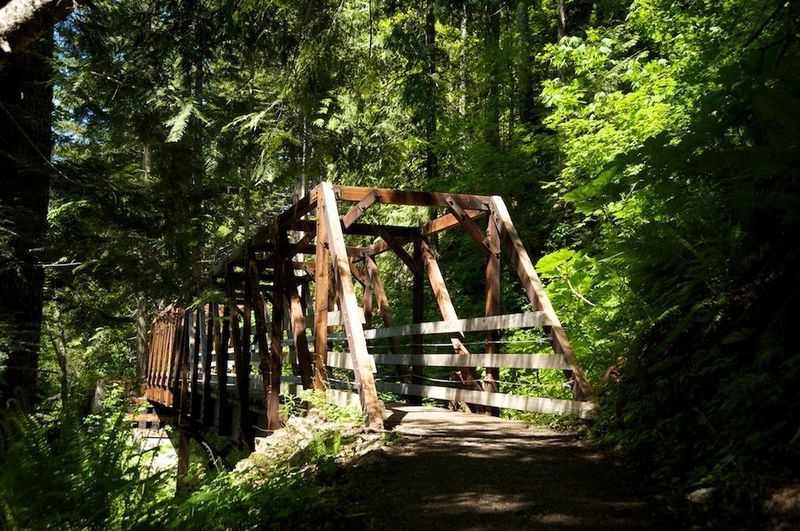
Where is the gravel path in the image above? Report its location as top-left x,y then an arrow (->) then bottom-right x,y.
343,406 -> 673,530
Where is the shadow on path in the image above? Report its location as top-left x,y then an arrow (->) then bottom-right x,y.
343,406 -> 674,530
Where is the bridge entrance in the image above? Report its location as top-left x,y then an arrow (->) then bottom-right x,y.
144,182 -> 593,443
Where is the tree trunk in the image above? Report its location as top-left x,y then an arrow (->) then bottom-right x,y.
516,1 -> 535,125
135,292 -> 149,382
0,0 -> 74,65
458,1 -> 467,118
0,32 -> 53,407
556,0 -> 567,80
483,1 -> 501,149
423,1 -> 438,182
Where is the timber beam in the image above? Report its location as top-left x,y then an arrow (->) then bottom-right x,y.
290,218 -> 419,238
150,181 -> 594,437
333,185 -> 491,211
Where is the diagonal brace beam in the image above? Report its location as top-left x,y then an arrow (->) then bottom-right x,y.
319,182 -> 384,429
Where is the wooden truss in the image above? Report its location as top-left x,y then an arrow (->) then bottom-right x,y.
145,182 -> 593,436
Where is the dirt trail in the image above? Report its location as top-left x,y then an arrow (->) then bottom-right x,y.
344,406 -> 673,530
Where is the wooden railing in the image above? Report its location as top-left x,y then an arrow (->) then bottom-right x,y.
145,183 -> 595,442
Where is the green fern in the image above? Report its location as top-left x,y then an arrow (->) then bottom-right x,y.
0,388 -> 169,530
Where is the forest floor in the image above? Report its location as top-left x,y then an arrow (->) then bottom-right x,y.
341,405 -> 676,530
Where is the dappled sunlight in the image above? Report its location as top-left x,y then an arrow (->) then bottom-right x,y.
344,405 -> 671,530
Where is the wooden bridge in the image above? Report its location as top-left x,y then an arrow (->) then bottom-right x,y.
144,182 -> 593,447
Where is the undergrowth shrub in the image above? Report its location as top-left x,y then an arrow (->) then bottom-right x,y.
166,391 -> 377,530
0,385 -> 169,530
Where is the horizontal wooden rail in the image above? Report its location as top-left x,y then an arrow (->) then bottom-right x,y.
325,351 -> 373,372
370,353 -> 570,370
327,310 -> 365,327
377,382 -> 593,419
318,379 -> 592,419
200,373 -> 592,418
362,312 -> 549,340
243,350 -> 570,372
323,351 -> 569,371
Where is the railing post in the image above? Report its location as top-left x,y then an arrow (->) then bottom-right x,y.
484,213 -> 501,415
202,303 -> 215,426
313,193 -> 330,391
266,246 -> 285,432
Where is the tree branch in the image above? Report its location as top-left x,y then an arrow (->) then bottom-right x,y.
0,0 -> 76,61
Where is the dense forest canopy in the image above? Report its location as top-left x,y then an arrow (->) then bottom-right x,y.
1,0 -> 798,527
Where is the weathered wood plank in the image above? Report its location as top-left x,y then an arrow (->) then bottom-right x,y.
190,305 -> 203,419
333,185 -> 490,211
342,190 -> 380,228
278,187 -> 318,224
445,195 -> 495,255
217,304 -> 232,435
361,261 -> 373,328
374,353 -> 569,370
288,232 -> 314,255
325,350 -> 376,373
173,311 -> 190,413
421,239 -> 469,356
420,238 -> 484,409
282,241 -> 314,390
365,255 -> 410,384
379,230 -> 420,274
422,209 -> 486,236
145,319 -> 159,388
266,247 -> 285,432
202,304 -> 215,425
320,351 -> 568,371
233,264 -> 254,444
377,381 -> 594,419
361,311 -> 549,340
489,196 -> 592,400
313,201 -> 330,390
207,369 -> 592,418
326,310 -> 365,326
319,182 -> 384,429
484,215 -> 501,410
248,258 -> 275,429
158,317 -> 173,390
361,239 -> 392,257
166,313 -> 183,397
411,238 -> 424,397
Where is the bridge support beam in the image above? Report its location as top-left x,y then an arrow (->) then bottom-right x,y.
319,182 -> 384,430
484,213 -> 501,415
489,196 -> 592,400
143,182 -> 595,439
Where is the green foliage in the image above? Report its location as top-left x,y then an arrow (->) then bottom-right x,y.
164,395 -> 374,530
8,0 -> 796,527
538,0 -> 800,523
300,390 -> 365,426
0,385 -> 382,530
0,386 -> 169,529
168,460 -> 331,530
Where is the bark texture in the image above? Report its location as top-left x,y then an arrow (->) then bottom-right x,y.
0,32 -> 53,406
